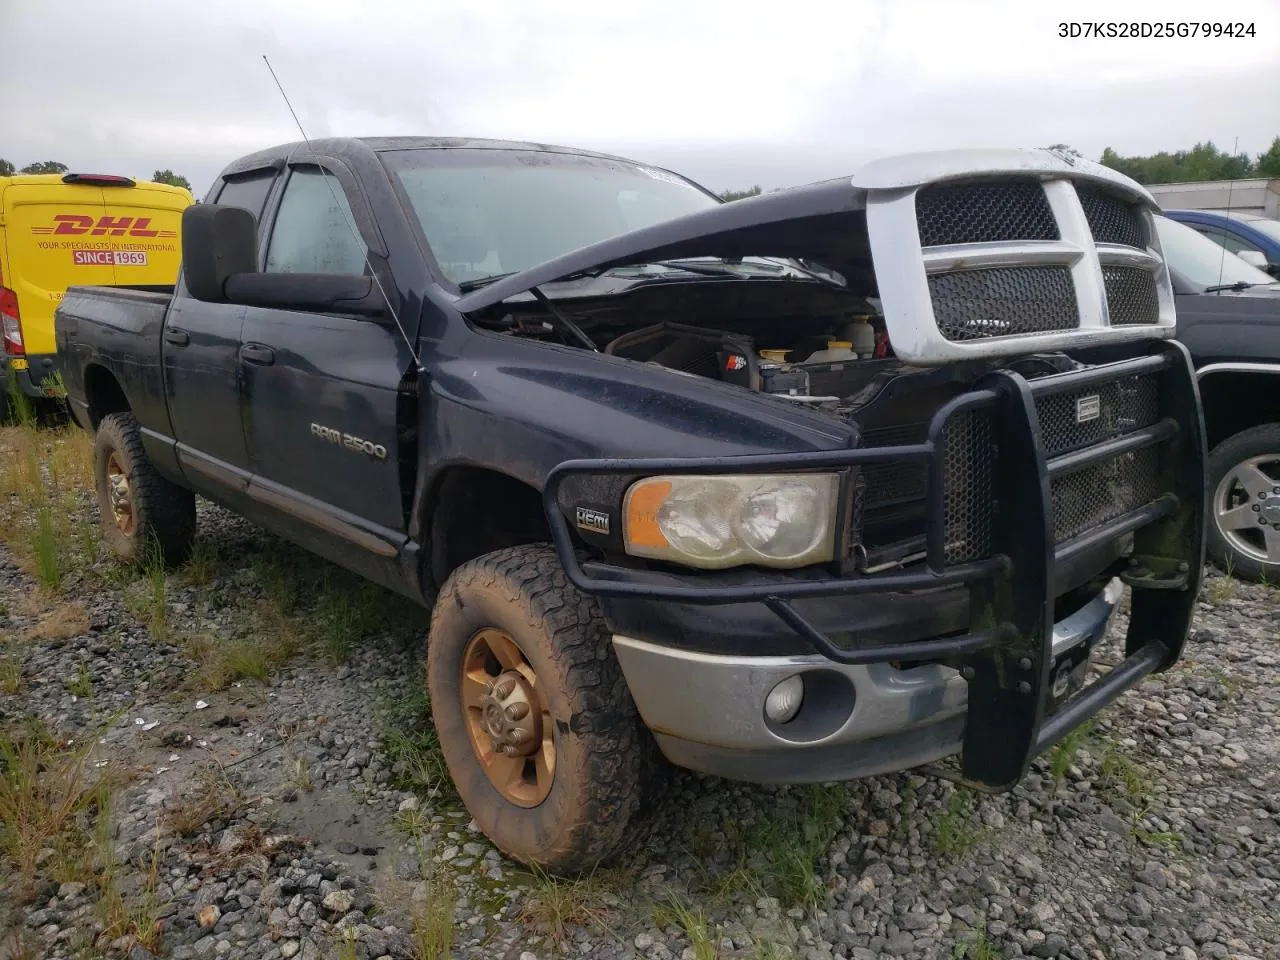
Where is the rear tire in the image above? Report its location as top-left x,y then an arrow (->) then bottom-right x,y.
94,412 -> 196,566
425,544 -> 662,874
1206,423 -> 1280,583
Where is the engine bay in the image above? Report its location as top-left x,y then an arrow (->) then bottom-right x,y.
475,274 -> 1087,568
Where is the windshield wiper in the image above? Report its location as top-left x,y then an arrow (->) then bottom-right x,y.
457,272 -> 517,292
1204,280 -> 1260,293
646,259 -> 746,277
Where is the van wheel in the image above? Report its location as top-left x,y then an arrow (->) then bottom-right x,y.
426,545 -> 661,874
94,412 -> 196,566
1207,424 -> 1280,583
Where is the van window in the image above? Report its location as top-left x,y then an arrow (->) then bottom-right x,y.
264,168 -> 367,275
215,173 -> 275,221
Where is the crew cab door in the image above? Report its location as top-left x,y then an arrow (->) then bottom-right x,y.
164,171 -> 278,503
239,161 -> 412,585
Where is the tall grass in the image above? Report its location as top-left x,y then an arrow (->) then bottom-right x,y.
0,421 -> 97,591
0,720 -> 114,899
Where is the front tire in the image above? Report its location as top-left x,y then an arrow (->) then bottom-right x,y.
1206,423 -> 1280,583
94,412 -> 196,566
425,545 -> 661,874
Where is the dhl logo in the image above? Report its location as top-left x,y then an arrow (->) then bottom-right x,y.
30,215 -> 177,239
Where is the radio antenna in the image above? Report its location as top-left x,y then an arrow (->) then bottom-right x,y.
261,55 -> 420,366
1214,136 -> 1240,292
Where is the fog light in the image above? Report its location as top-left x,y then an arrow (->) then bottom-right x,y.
764,675 -> 804,724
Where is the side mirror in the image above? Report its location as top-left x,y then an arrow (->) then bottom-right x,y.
180,203 -> 387,317
182,204 -> 257,303
222,273 -> 386,317
1235,249 -> 1270,270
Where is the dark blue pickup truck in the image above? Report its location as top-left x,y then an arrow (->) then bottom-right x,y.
53,138 -> 1206,873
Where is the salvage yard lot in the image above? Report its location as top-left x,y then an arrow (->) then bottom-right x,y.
1,423 -> 1277,960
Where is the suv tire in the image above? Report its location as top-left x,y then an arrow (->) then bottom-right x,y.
1206,423 -> 1280,583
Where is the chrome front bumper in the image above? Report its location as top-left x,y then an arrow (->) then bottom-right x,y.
613,578 -> 1124,784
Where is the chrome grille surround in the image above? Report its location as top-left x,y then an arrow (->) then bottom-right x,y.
858,151 -> 1175,365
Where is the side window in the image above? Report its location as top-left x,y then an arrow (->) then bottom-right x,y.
1218,232 -> 1262,255
215,172 -> 276,220
1191,225 -> 1229,248
265,167 -> 368,275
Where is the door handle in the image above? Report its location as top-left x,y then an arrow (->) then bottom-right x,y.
163,328 -> 190,347
240,343 -> 276,366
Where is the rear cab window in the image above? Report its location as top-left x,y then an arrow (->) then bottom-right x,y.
214,173 -> 277,223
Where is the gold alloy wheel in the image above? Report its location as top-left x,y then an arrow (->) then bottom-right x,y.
105,453 -> 135,537
460,627 -> 556,807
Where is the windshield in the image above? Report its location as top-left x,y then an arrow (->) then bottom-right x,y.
1153,214 -> 1275,289
380,148 -> 724,286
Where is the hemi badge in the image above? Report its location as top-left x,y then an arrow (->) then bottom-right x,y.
1075,394 -> 1102,424
575,507 -> 611,536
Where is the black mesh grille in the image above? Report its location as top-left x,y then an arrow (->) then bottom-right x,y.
859,423 -> 928,509
1051,447 -> 1161,542
860,460 -> 927,509
1103,266 -> 1161,325
942,409 -> 995,563
1078,185 -> 1148,249
929,267 -> 1079,342
1033,373 -> 1160,458
916,179 -> 1059,247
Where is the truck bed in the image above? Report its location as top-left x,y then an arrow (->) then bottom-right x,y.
54,284 -> 175,435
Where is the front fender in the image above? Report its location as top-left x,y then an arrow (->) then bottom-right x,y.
421,335 -> 857,490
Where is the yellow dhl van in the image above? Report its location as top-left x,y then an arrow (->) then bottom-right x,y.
0,172 -> 192,402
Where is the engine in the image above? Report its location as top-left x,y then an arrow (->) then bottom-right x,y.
601,311 -> 899,413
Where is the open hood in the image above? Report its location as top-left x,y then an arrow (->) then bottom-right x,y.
457,148 -> 1176,366
454,175 -> 873,313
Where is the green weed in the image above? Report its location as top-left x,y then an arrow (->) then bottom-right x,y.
179,537 -> 218,588
1132,828 -> 1183,851
94,799 -> 167,954
1098,741 -> 1150,805
952,923 -> 1003,960
747,784 -> 845,909
183,628 -> 299,691
33,503 -> 62,591
410,871 -> 457,960
932,788 -> 984,857
65,662 -> 93,699
334,927 -> 359,960
0,649 -> 21,694
0,720 -> 114,899
517,865 -> 617,946
381,687 -> 455,804
290,757 -> 314,793
1048,720 -> 1096,784
655,892 -> 721,960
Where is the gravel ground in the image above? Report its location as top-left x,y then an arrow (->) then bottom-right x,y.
1,491 -> 1278,960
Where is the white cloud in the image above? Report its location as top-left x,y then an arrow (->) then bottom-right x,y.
1,0 -> 1277,197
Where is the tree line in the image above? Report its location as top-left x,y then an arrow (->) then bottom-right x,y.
0,157 -> 192,191
717,136 -> 1280,199
1100,137 -> 1280,185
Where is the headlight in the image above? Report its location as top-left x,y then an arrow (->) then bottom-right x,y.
622,473 -> 841,570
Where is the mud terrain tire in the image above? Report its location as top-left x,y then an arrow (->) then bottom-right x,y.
426,544 -> 662,874
94,412 -> 196,566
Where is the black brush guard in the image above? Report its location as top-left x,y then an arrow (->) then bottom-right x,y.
541,341 -> 1206,791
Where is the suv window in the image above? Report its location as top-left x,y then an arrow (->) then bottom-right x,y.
1192,223 -> 1263,256
265,167 -> 368,275
215,173 -> 276,220
1218,231 -> 1262,256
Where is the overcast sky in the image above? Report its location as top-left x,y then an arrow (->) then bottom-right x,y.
2,0 -> 1278,198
